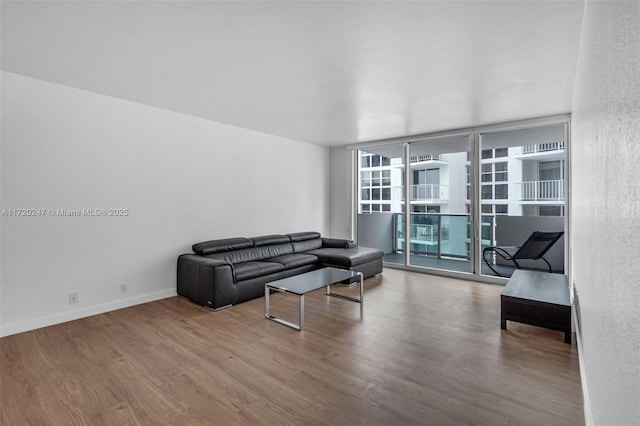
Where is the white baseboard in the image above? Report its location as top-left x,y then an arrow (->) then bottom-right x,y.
0,289 -> 177,338
574,314 -> 594,426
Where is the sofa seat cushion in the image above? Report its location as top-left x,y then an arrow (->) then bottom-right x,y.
264,253 -> 319,270
234,261 -> 285,281
306,247 -> 384,268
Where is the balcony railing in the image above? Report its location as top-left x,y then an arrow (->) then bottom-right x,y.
410,154 -> 440,162
394,213 -> 494,259
391,184 -> 449,202
396,224 -> 446,244
516,180 -> 564,201
522,142 -> 565,154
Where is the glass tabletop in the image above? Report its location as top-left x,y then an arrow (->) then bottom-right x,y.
265,267 -> 360,295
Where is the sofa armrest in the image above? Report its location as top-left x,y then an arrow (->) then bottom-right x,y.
321,237 -> 355,249
177,254 -> 238,309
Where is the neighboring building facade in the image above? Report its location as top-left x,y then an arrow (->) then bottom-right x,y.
359,142 -> 565,217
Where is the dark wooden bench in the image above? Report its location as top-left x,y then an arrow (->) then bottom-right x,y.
501,270 -> 571,343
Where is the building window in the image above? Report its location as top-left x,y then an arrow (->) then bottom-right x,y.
494,184 -> 508,199
495,148 -> 508,158
382,170 -> 391,186
359,156 -> 393,213
539,160 -> 562,181
481,185 -> 492,199
494,162 -> 508,181
361,154 -> 391,169
495,204 -> 508,215
481,164 -> 492,182
362,171 -> 371,186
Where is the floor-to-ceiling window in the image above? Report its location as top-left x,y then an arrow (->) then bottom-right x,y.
356,146 -> 404,266
354,117 -> 568,281
479,123 -> 566,277
406,135 -> 473,273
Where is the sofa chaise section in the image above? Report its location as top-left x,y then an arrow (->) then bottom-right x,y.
177,232 -> 383,309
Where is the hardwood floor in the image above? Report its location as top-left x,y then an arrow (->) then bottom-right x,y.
0,269 -> 584,425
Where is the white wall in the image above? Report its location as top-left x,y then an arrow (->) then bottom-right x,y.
571,2 -> 640,425
0,72 -> 330,336
329,146 -> 352,240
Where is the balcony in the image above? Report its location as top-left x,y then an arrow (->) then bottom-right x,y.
393,213 -> 493,259
517,142 -> 565,161
391,184 -> 449,203
522,142 -> 564,154
392,155 -> 448,168
410,154 -> 440,162
516,180 -> 564,202
357,213 -> 565,277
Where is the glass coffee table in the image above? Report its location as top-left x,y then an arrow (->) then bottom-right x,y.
265,267 -> 363,331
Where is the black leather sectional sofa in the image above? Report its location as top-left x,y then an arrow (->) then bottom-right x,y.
177,232 -> 384,310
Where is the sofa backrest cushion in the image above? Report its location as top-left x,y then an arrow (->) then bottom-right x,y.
193,237 -> 253,255
287,232 -> 321,242
205,243 -> 293,264
291,238 -> 322,253
321,238 -> 352,249
252,235 -> 290,247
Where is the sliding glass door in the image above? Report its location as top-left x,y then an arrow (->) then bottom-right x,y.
354,118 -> 568,280
406,135 -> 473,273
356,145 -> 404,266
479,124 -> 566,277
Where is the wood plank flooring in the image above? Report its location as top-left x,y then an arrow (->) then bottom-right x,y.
0,269 -> 584,425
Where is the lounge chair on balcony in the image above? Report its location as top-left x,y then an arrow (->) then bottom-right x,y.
482,230 -> 564,277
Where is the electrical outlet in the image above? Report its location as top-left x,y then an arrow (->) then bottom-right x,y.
69,292 -> 78,304
120,283 -> 127,294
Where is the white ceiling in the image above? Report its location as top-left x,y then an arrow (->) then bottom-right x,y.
1,1 -> 585,147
